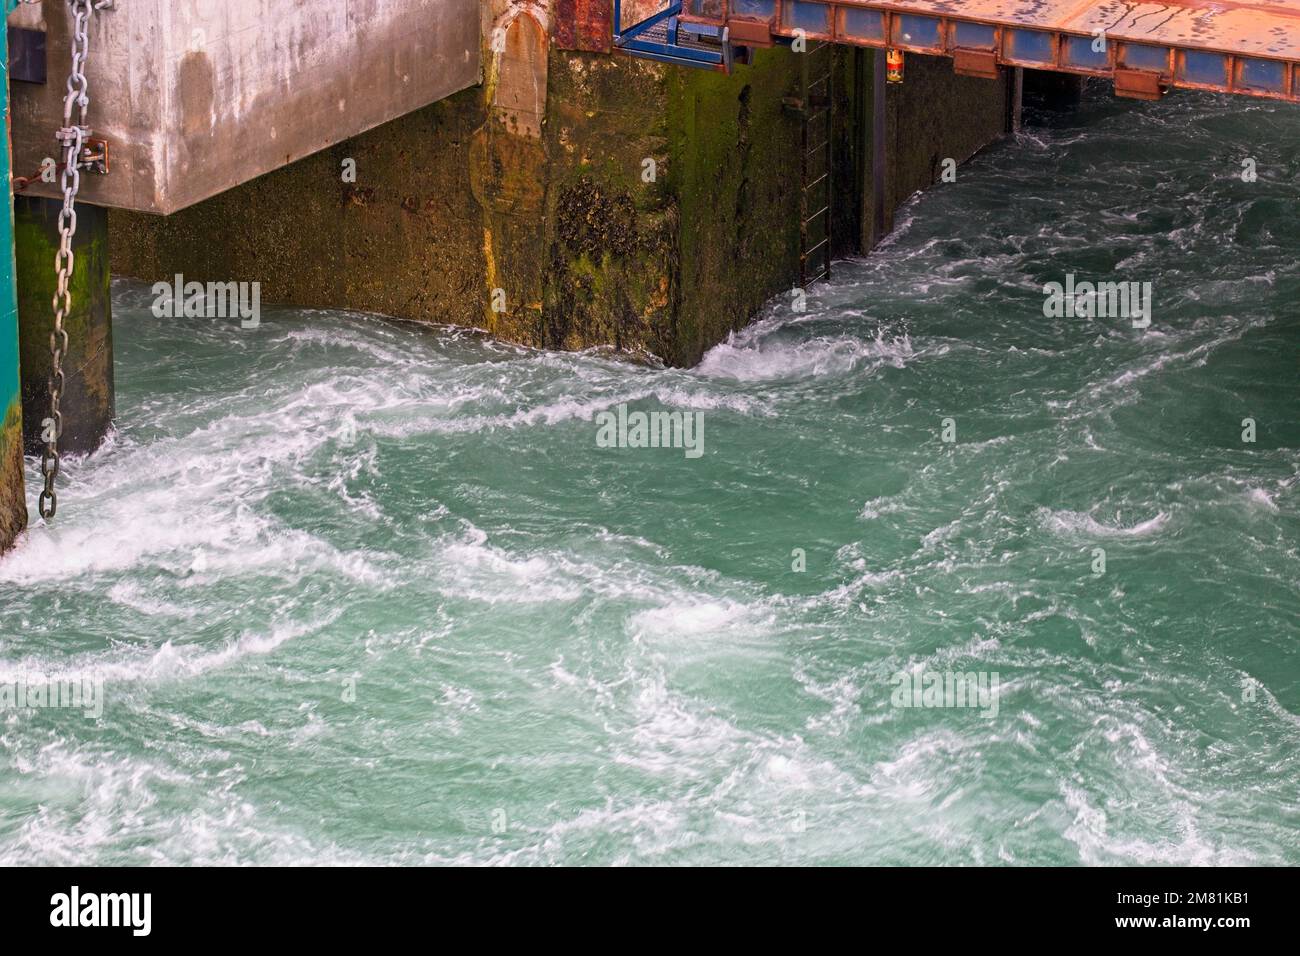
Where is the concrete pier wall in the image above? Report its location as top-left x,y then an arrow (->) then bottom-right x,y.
109,5 -> 1012,366
15,197 -> 115,457
7,0 -> 482,214
110,25 -> 809,366
829,48 -> 1011,255
880,54 -> 1012,240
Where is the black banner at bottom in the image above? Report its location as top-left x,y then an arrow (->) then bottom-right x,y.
0,865 -> 1286,942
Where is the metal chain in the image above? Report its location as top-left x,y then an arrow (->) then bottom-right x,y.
39,0 -> 111,520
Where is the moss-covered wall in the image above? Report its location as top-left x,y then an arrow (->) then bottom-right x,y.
880,54 -> 1010,236
0,400 -> 22,552
109,84 -> 492,332
667,50 -> 804,363
110,41 -> 1010,368
14,198 -> 116,456
111,45 -> 804,368
538,52 -> 677,357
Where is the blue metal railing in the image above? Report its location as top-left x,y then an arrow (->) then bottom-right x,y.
614,1 -> 725,69
614,0 -> 682,43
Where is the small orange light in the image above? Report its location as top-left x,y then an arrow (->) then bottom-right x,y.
886,48 -> 904,83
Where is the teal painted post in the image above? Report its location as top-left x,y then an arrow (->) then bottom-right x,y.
2,0 -> 28,552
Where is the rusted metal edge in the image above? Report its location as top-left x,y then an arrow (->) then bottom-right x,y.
554,0 -> 614,53
681,1 -> 1300,102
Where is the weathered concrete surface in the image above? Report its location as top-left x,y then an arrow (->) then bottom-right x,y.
15,197 -> 115,455
110,40 -> 807,366
826,47 -> 1011,254
831,46 -> 870,257
7,0 -> 481,214
1024,68 -> 1089,110
109,10 -> 1012,366
0,401 -> 22,553
878,53 -> 1011,239
665,54 -> 803,363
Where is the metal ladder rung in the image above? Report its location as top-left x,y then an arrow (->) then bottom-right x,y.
803,205 -> 829,225
800,42 -> 832,288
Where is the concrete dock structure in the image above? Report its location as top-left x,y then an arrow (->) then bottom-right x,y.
14,196 -> 114,456
1,0 -> 484,550
12,0 -> 1248,550
109,1 -> 1012,365
1,0 -> 1015,551
6,0 -> 483,213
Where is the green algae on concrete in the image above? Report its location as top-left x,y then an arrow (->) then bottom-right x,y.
539,46 -> 804,365
667,49 -> 804,365
108,42 -> 1009,368
110,46 -> 806,368
880,55 -> 1011,237
540,52 -> 677,358
110,83 -> 493,334
14,196 -> 115,455
0,401 -> 22,551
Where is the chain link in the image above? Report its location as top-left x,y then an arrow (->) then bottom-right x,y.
39,0 -> 111,520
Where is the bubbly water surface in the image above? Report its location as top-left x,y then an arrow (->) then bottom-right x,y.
1,90 -> 1297,864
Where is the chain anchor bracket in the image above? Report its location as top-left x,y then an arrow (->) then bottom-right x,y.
80,138 -> 109,174
55,126 -> 110,175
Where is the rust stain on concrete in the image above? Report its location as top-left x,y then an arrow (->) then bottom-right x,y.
494,11 -> 549,139
178,51 -> 216,141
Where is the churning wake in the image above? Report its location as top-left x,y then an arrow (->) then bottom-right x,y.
1,89 -> 1297,865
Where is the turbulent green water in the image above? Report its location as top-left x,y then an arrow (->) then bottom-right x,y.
2,90 -> 1298,865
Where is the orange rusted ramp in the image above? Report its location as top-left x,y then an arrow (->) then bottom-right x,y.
680,0 -> 1300,101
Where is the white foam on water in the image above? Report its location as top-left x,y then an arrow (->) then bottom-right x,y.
860,495 -> 909,520
0,740 -> 188,866
0,736 -> 375,866
436,536 -> 587,605
627,599 -> 760,639
1060,782 -> 1259,866
0,613 -> 339,687
363,382 -> 770,439
1244,486 -> 1279,511
696,328 -> 921,383
1050,313 -> 1271,419
105,580 -> 203,619
6,89 -> 1300,865
1038,507 -> 1171,538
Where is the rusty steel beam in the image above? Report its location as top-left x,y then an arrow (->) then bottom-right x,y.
555,0 -> 615,52
680,0 -> 1300,102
